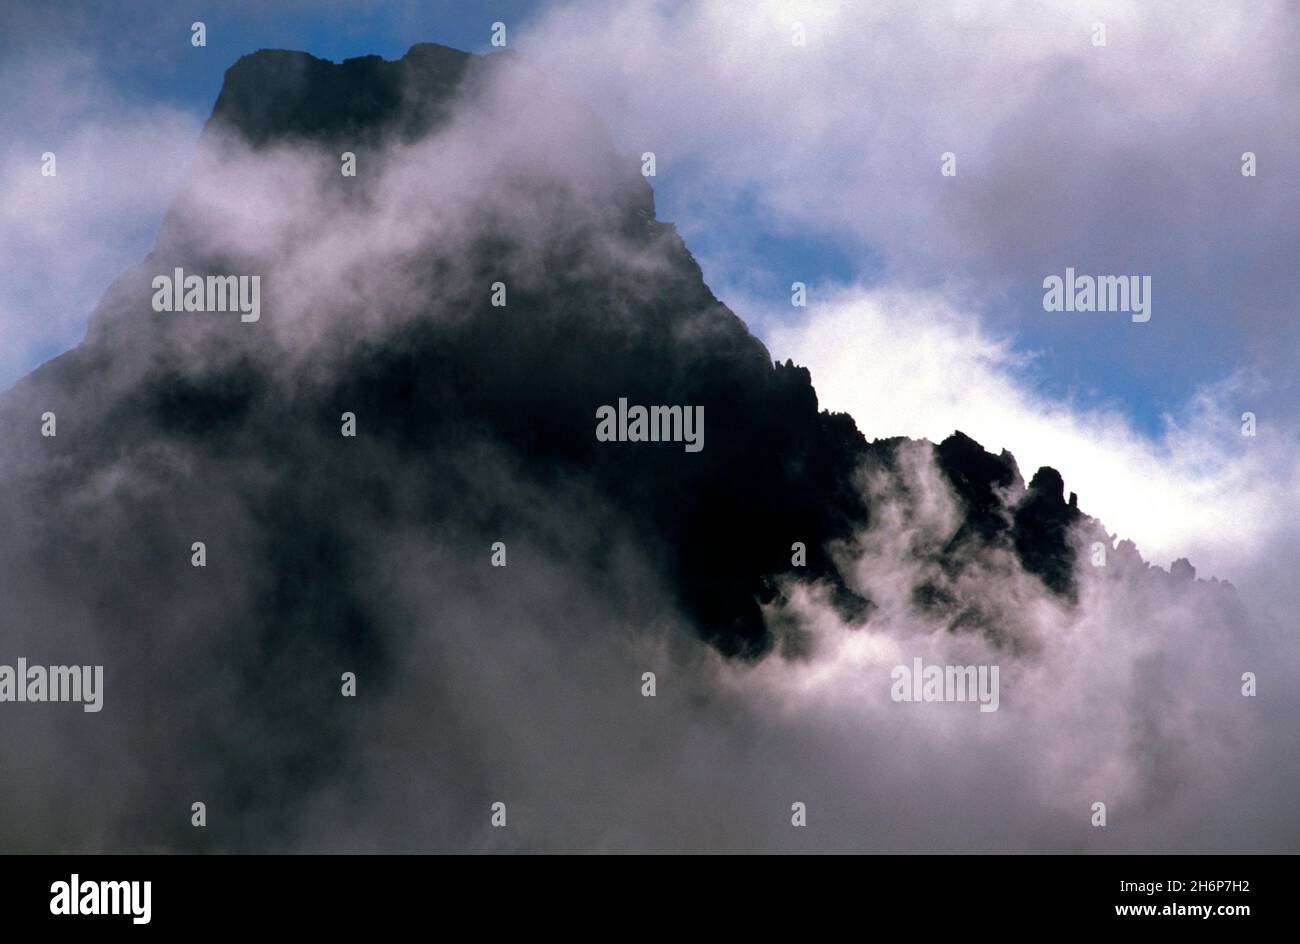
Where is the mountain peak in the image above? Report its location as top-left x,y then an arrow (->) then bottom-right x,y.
208,42 -> 480,148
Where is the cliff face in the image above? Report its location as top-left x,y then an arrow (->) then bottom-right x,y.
0,44 -> 1113,849
2,44 -> 1088,657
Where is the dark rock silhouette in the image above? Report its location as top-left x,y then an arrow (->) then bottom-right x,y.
4,44 -> 1092,657
1014,466 -> 1084,599
0,43 -> 1159,850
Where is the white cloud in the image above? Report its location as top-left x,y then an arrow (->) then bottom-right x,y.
767,284 -> 1300,588
0,50 -> 201,390
1,1 -> 1294,852
517,0 -> 1300,400
497,0 -> 1300,599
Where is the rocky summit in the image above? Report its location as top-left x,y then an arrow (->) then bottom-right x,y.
0,44 -> 1217,851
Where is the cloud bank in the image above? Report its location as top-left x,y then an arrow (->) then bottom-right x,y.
0,4 -> 1294,854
